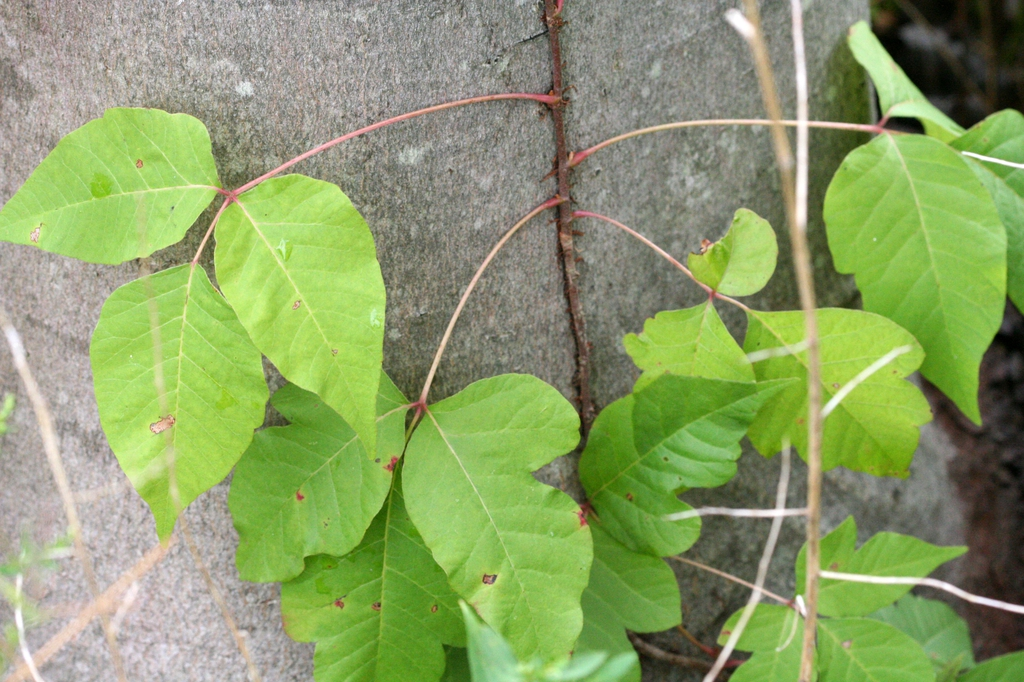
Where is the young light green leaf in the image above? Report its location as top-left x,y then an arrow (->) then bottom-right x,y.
951,110 -> 1024,312
796,517 -> 966,617
403,375 -> 590,660
0,108 -> 220,264
687,208 -> 778,295
460,602 -> 522,682
215,174 -> 386,456
960,652 -> 1024,681
576,523 -> 681,682
90,264 -> 267,540
870,594 -> 975,673
579,375 -> 788,557
818,618 -> 935,682
744,308 -> 930,476
281,476 -> 464,682
717,604 -> 804,682
228,375 -> 408,583
847,21 -> 964,141
623,302 -> 754,392
823,133 -> 1006,424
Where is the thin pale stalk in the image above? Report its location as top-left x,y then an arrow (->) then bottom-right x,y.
703,446 -> 792,682
668,556 -> 794,609
664,506 -> 807,522
961,151 -> 1024,170
821,346 -> 913,418
191,196 -> 233,267
235,93 -> 559,195
14,575 -> 45,682
2,538 -> 174,682
0,306 -> 128,682
418,197 -> 565,405
820,570 -> 1024,616
570,118 -> 885,167
179,518 -> 262,682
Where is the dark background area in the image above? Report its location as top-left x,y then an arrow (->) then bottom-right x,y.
873,0 -> 1024,660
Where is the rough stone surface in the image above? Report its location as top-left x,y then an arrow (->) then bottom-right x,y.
0,1 -> 964,680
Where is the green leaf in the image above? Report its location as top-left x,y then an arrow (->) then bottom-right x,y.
951,110 -> 1024,312
687,208 -> 778,295
744,308 -> 930,476
796,517 -> 967,617
460,602 -> 522,682
623,302 -> 754,392
228,375 -> 408,583
576,524 -> 681,682
0,108 -> 220,264
441,647 -> 471,682
818,618 -> 935,682
717,605 -> 804,682
579,375 -> 786,557
403,375 -> 590,660
960,652 -> 1024,681
847,21 -> 964,141
870,594 -> 975,673
89,264 -> 267,540
823,133 -> 1006,424
215,174 -> 386,455
281,475 -> 464,682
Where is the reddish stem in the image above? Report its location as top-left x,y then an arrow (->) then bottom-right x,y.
190,196 -> 234,267
570,118 -> 886,167
234,93 -> 560,195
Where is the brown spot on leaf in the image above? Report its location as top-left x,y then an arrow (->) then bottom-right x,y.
832,382 -> 840,389
796,417 -> 805,425
842,640 -> 852,649
430,604 -> 438,613
699,238 -> 712,254
292,300 -> 301,310
333,599 -> 344,609
383,456 -> 399,472
296,491 -> 305,501
625,493 -> 634,501
29,226 -> 40,243
482,574 -> 497,585
371,601 -> 381,611
331,349 -> 339,356
136,159 -> 144,168
150,415 -> 175,434
829,562 -> 840,570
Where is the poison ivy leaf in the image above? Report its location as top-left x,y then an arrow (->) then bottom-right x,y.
870,594 -> 975,673
0,108 -> 220,264
950,109 -> 1024,195
847,21 -> 964,141
951,110 -> 1024,312
796,517 -> 966,617
623,302 -> 754,391
215,174 -> 386,455
460,602 -> 522,682
281,475 -> 464,682
440,648 -> 471,682
579,375 -> 788,557
818,618 -> 935,682
960,652 -> 1024,681
576,523 -> 681,682
228,375 -> 408,583
90,264 -> 267,540
745,308 -> 930,476
823,133 -> 1005,424
403,375 -> 590,660
717,604 -> 804,682
687,208 -> 777,295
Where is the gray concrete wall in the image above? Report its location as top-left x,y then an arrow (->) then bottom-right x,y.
0,1 -> 963,680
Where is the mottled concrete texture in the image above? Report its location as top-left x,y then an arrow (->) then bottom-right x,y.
0,1 -> 963,681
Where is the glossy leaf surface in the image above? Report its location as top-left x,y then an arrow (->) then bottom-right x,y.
0,108 -> 219,264
281,477 -> 464,682
687,208 -> 777,295
796,517 -> 966,617
623,302 -> 753,392
216,174 -> 386,455
229,376 -> 408,583
824,133 -> 1005,423
579,375 -> 786,556
871,595 -> 975,673
576,524 -> 681,682
818,618 -> 935,682
90,264 -> 267,540
847,21 -> 964,141
745,308 -> 930,476
403,375 -> 590,660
